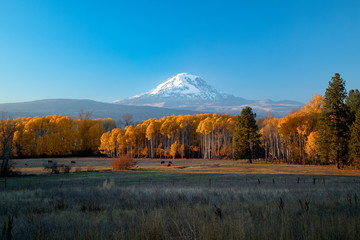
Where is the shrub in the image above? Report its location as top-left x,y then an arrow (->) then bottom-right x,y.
111,154 -> 136,170
43,161 -> 59,174
86,164 -> 94,172
60,164 -> 71,173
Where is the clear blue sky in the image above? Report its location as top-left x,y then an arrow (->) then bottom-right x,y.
0,0 -> 359,104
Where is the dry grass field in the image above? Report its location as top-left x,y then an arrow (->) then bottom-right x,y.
12,157 -> 360,176
1,158 -> 360,239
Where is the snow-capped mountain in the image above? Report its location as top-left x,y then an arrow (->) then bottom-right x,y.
114,73 -> 303,117
129,73 -> 228,101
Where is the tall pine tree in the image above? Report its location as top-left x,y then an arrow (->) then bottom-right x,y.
318,73 -> 351,168
233,107 -> 261,163
345,89 -> 360,122
349,111 -> 360,165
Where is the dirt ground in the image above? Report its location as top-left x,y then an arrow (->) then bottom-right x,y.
10,157 -> 360,176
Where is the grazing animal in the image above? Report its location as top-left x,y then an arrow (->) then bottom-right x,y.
161,161 -> 165,164
71,161 -> 76,164
167,163 -> 172,166
169,161 -> 172,164
48,160 -> 53,163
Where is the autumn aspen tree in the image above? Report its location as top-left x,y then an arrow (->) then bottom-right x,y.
0,113 -> 16,176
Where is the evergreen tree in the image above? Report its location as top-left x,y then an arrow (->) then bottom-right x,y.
349,111 -> 360,165
318,73 -> 351,168
233,107 -> 261,163
345,89 -> 360,122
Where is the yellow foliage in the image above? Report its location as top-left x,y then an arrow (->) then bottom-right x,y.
141,146 -> 149,157
99,131 -> 111,156
302,94 -> 324,114
170,141 -> 178,158
306,131 -> 320,159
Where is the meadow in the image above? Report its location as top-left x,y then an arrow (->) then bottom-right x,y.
12,158 -> 360,176
1,159 -> 360,239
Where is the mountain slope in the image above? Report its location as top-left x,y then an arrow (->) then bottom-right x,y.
115,73 -> 303,117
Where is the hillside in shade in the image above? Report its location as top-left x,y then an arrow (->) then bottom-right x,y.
0,99 -> 201,122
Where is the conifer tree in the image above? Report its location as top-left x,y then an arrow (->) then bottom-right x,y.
233,107 -> 261,163
349,111 -> 360,165
318,73 -> 351,168
345,89 -> 360,122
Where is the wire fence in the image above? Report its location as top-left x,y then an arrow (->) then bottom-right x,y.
1,174 -> 360,191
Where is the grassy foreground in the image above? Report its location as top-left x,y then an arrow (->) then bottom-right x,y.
1,169 -> 360,239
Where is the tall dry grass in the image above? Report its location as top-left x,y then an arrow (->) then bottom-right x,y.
1,175 -> 360,239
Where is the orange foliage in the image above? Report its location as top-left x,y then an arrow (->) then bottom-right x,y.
100,113 -> 237,159
260,94 -> 324,164
111,154 -> 136,170
9,114 -> 111,157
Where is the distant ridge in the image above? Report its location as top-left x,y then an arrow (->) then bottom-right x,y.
0,99 -> 202,122
115,73 -> 303,117
1,74 -> 304,121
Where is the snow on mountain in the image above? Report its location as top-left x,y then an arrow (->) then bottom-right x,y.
114,73 -> 303,117
128,73 -> 227,101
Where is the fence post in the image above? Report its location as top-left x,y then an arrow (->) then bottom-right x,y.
209,179 -> 212,188
355,193 -> 358,204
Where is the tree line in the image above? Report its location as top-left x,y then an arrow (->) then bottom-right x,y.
99,113 -> 238,159
0,111 -> 115,160
259,73 -> 360,167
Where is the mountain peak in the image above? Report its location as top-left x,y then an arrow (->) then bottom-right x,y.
150,73 -> 198,91
113,73 -> 304,117
130,73 -> 225,101
148,73 -> 204,95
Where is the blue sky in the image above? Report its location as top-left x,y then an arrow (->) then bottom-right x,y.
0,0 -> 359,104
